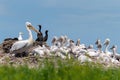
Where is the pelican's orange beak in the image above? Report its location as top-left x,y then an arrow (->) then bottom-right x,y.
30,25 -> 40,34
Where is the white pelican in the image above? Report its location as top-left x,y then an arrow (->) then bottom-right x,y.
18,32 -> 23,40
88,44 -> 94,49
110,45 -> 120,60
103,38 -> 113,57
10,22 -> 40,54
63,35 -> 68,46
110,45 -> 117,58
86,46 -> 99,57
104,38 -> 110,53
78,54 -> 92,63
32,45 -> 51,57
55,51 -> 67,59
109,45 -> 120,65
51,36 -> 58,46
58,36 -> 65,47
67,39 -> 75,48
95,39 -> 102,53
76,39 -> 80,46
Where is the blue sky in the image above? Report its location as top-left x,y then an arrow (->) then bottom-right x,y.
1,0 -> 120,52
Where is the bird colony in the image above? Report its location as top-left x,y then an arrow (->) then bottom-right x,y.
0,22 -> 120,67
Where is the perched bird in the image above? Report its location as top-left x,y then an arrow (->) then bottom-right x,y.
51,36 -> 58,46
110,45 -> 117,58
41,30 -> 49,47
104,38 -> 110,53
18,32 -> 23,40
78,54 -> 92,63
95,39 -> 102,53
63,35 -> 68,46
76,39 -> 80,46
68,39 -> 75,48
43,30 -> 48,42
88,44 -> 94,49
36,25 -> 43,42
58,36 -> 65,47
10,22 -> 40,55
32,45 -> 51,57
110,45 -> 120,60
38,25 -> 42,32
110,45 -> 120,64
35,25 -> 43,46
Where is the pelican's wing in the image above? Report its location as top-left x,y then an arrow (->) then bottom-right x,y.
10,40 -> 28,51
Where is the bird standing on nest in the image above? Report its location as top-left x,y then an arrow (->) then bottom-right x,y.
95,39 -> 102,53
42,30 -> 49,47
43,30 -> 48,42
10,22 -> 40,56
104,38 -> 110,53
35,25 -> 43,46
18,32 -> 24,41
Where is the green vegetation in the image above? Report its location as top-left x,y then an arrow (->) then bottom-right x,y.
0,58 -> 120,80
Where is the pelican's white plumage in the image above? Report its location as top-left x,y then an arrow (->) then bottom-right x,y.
10,22 -> 40,53
76,39 -> 80,46
104,38 -> 110,53
78,54 -> 92,63
10,40 -> 29,51
103,38 -> 112,57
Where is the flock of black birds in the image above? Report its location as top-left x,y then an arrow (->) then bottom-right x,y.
35,25 -> 48,46
1,25 -> 48,55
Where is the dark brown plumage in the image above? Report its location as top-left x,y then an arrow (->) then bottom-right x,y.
4,38 -> 18,41
95,39 -> 99,45
35,25 -> 49,47
2,39 -> 18,53
43,30 -> 48,42
35,25 -> 43,46
36,25 -> 43,42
